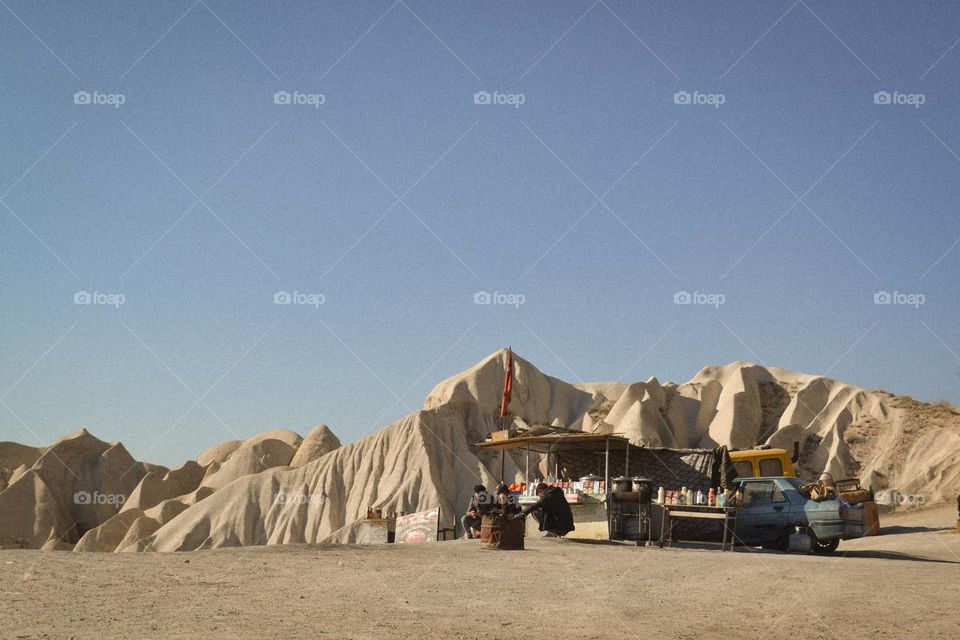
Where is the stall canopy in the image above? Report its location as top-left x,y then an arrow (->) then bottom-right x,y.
474,433 -> 633,486
473,433 -> 736,491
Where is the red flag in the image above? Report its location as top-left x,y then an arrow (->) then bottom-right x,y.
500,348 -> 513,418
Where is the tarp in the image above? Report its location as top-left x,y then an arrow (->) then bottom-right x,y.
629,446 -> 735,492
629,446 -> 736,544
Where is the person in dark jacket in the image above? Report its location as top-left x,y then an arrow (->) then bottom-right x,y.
520,483 -> 575,537
461,484 -> 496,539
496,483 -> 521,515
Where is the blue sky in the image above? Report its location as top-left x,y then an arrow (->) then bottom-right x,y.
2,1 -> 959,466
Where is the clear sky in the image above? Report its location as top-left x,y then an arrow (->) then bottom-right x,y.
2,1 -> 959,467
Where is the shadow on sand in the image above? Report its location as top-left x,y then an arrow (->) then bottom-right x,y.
836,549 -> 960,564
879,525 -> 952,535
561,534 -> 960,565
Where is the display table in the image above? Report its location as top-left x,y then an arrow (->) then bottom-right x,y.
658,504 -> 737,552
518,492 -> 587,505
519,492 -> 608,539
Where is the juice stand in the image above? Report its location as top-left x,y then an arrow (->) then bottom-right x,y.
473,432 -> 644,541
474,432 -> 738,545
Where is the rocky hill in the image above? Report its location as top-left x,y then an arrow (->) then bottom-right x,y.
1,350 -> 957,551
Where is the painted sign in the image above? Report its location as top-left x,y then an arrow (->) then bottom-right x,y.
395,507 -> 440,544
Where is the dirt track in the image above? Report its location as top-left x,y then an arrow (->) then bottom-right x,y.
1,506 -> 958,640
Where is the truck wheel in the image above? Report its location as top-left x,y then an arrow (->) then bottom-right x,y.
811,533 -> 839,554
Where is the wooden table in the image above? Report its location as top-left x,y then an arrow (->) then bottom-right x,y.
658,503 -> 737,552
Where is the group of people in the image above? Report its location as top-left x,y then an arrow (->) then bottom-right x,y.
461,482 -> 574,539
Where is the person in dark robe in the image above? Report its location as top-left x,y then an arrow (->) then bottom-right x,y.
518,483 -> 575,537
496,483 -> 521,515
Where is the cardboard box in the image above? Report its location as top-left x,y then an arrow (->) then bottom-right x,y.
863,501 -> 881,536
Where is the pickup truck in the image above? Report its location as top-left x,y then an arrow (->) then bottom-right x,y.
733,476 -> 865,553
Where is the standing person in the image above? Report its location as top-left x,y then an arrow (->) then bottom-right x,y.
461,484 -> 496,539
519,483 -> 575,537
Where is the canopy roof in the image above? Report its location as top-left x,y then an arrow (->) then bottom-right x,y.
474,433 -> 732,489
473,432 -> 640,454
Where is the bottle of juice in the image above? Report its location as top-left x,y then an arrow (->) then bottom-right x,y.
708,487 -> 716,506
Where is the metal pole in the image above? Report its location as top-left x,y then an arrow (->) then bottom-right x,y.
625,441 -> 630,477
604,437 -> 610,490
525,446 -> 530,485
500,450 -> 505,484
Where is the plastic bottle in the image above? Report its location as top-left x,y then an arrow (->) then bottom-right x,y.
679,487 -> 687,505
708,487 -> 716,506
694,489 -> 702,505
657,486 -> 665,504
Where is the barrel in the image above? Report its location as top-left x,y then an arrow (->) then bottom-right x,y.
479,518 -> 492,543
480,514 -> 525,550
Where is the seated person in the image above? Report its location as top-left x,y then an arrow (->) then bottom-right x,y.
519,483 -> 575,537
461,484 -> 496,539
496,483 -> 521,515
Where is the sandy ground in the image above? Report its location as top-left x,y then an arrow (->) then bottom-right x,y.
1,506 -> 958,640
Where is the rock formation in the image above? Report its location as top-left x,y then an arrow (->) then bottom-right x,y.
2,349 -> 958,551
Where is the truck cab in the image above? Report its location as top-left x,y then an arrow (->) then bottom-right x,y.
729,448 -> 796,479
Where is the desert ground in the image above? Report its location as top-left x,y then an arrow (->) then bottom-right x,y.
2,506 -> 957,640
